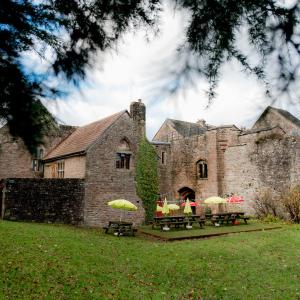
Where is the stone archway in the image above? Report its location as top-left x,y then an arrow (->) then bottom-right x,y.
178,187 -> 196,214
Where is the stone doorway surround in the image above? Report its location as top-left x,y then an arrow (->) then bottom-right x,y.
178,187 -> 196,214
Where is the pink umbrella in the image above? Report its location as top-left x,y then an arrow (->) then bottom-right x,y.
226,196 -> 244,203
181,201 -> 198,207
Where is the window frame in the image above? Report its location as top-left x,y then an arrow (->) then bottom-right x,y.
116,152 -> 131,170
197,160 -> 208,179
57,161 -> 65,178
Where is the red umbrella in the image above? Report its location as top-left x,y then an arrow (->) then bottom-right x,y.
226,196 -> 244,203
181,201 -> 198,207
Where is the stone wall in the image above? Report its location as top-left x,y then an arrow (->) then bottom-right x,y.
224,132 -> 300,214
152,142 -> 172,199
1,178 -> 85,224
84,110 -> 145,227
0,125 -> 75,179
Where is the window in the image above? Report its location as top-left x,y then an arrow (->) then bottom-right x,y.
161,151 -> 166,164
116,153 -> 131,169
31,147 -> 44,171
57,161 -> 65,178
197,160 -> 208,179
116,139 -> 131,170
32,159 -> 39,171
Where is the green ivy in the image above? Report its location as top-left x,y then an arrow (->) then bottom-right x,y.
135,136 -> 159,224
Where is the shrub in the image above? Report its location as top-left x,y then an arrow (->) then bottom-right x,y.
261,214 -> 282,223
253,188 -> 282,219
280,185 -> 300,224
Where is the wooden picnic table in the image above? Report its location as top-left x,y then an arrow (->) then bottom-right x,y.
153,215 -> 205,230
205,212 -> 249,225
103,221 -> 136,236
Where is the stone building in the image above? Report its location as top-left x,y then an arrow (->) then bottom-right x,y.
1,102 -> 300,225
0,101 -> 146,226
153,106 -> 300,213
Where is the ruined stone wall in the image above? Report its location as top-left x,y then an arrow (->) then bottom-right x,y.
0,125 -> 75,179
2,178 -> 85,224
253,110 -> 299,135
44,156 -> 86,178
224,132 -> 300,214
153,143 -> 172,199
84,113 -> 145,227
165,130 -> 219,200
152,121 -> 175,142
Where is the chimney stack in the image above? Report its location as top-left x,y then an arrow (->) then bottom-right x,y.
130,99 -> 146,136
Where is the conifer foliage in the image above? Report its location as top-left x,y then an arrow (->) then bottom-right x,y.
135,136 -> 159,223
1,0 -> 300,150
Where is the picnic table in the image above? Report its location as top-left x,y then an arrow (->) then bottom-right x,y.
205,212 -> 249,225
103,221 -> 137,236
152,215 -> 205,230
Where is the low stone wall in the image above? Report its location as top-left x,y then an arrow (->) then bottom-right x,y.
2,178 -> 85,224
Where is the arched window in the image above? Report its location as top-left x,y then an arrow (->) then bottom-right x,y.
116,139 -> 131,169
197,160 -> 208,179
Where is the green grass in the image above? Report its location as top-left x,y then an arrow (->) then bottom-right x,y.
1,220 -> 300,299
140,221 -> 281,239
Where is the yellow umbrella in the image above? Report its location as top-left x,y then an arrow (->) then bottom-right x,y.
162,198 -> 169,215
156,205 -> 163,212
108,199 -> 138,211
184,198 -> 193,229
168,204 -> 180,211
204,196 -> 226,204
183,198 -> 192,214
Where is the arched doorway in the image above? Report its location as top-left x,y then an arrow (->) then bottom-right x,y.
178,187 -> 196,214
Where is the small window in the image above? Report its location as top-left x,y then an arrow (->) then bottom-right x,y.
32,147 -> 44,171
32,159 -> 39,171
38,148 -> 44,159
116,153 -> 131,169
197,160 -> 208,179
161,151 -> 166,164
57,161 -> 65,178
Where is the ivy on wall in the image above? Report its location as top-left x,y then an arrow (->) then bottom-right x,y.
135,136 -> 159,223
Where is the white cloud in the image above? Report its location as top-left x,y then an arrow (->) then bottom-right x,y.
43,2 -> 300,139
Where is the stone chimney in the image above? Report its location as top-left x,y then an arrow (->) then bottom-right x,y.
130,99 -> 146,136
196,119 -> 206,127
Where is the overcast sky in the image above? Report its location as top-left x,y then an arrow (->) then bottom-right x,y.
44,2 -> 300,139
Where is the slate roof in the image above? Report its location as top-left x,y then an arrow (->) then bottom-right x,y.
44,110 -> 126,161
167,119 -> 207,136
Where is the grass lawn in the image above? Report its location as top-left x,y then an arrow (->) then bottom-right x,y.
1,221 -> 300,299
140,221 -> 281,240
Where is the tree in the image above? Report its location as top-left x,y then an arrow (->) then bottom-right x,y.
135,136 -> 159,223
1,0 -> 300,150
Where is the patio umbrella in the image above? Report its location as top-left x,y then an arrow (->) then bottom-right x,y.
108,199 -> 138,211
183,199 -> 193,229
162,198 -> 170,215
204,196 -> 226,204
181,201 -> 198,207
108,199 -> 137,222
183,199 -> 193,214
168,204 -> 180,211
156,205 -> 163,212
226,196 -> 244,203
161,198 -> 170,231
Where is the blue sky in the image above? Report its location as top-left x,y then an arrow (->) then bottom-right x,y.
39,2 -> 300,139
